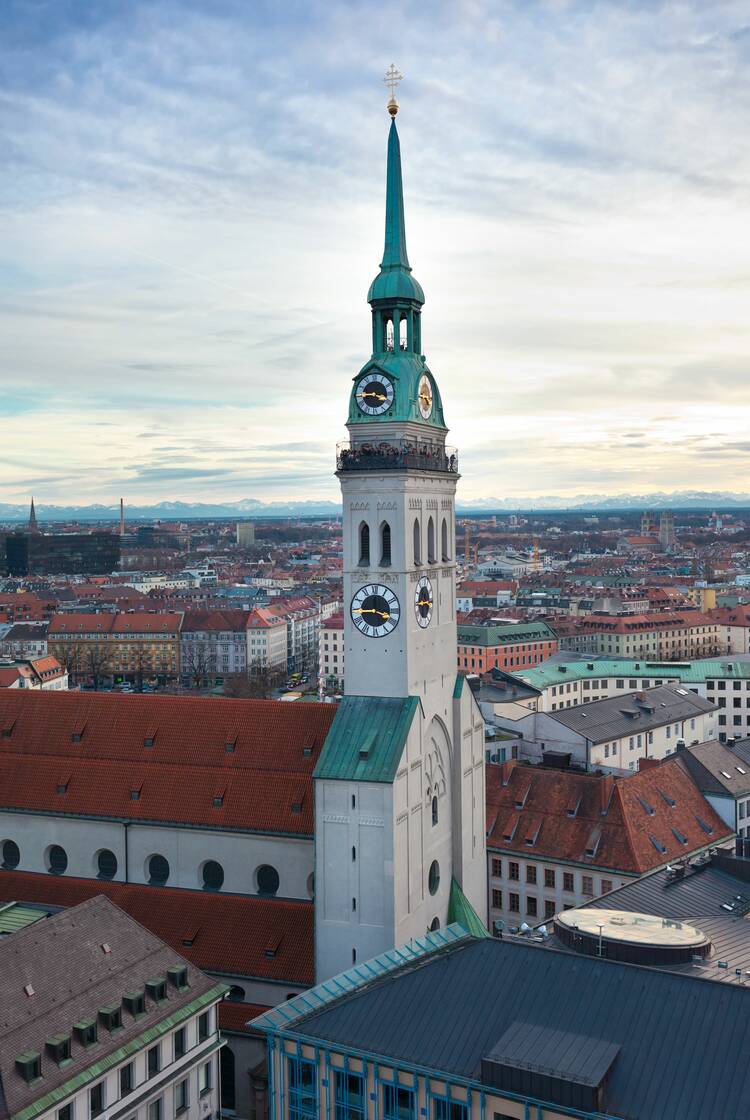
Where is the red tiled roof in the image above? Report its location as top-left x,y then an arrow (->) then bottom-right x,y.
219,1001 -> 270,1035
576,611 -> 716,634
112,613 -> 182,634
48,613 -> 116,635
0,669 -> 21,687
486,757 -> 732,873
0,691 -> 336,834
0,871 -> 314,983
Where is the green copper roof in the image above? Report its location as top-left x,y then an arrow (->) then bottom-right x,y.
457,621 -> 557,647
314,695 -> 419,783
368,119 -> 424,305
514,657 -> 750,691
0,902 -> 48,935
347,353 -> 446,428
447,877 -> 489,939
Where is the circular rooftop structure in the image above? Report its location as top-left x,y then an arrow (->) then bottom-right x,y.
555,908 -> 711,965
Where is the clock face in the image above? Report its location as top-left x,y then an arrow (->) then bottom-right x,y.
356,372 -> 394,416
414,576 -> 433,628
351,584 -> 400,637
417,374 -> 433,419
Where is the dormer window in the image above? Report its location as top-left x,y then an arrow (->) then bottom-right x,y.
167,965 -> 189,991
74,1020 -> 97,1048
16,1052 -> 42,1083
146,978 -> 167,1003
124,991 -> 146,1017
46,1035 -> 71,1064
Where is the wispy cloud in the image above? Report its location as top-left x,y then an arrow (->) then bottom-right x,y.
1,0 -> 749,502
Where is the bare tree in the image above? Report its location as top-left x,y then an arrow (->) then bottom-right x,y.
182,642 -> 212,690
86,644 -> 111,691
56,641 -> 83,686
223,665 -> 285,699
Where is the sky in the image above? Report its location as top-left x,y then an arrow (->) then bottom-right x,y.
1,0 -> 750,507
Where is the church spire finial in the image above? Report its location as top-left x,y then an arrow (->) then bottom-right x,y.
383,63 -> 403,118
29,496 -> 39,534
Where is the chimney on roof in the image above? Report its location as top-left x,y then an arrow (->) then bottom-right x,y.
638,757 -> 660,772
675,739 -> 687,753
600,773 -> 615,815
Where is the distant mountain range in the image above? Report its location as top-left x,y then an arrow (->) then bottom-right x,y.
0,490 -> 749,523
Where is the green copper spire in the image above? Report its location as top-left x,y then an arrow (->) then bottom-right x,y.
367,116 -> 424,304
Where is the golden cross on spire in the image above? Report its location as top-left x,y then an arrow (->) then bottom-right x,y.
383,63 -> 403,117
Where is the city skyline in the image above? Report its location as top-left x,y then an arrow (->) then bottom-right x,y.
2,0 -> 750,505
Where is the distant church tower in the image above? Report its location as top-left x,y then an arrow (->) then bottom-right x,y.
314,73 -> 487,981
28,497 -> 40,535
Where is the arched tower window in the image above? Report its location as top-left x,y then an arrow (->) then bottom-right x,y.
427,517 -> 435,564
414,313 -> 421,354
399,316 -> 408,350
380,521 -> 391,567
386,318 -> 394,351
432,795 -> 438,826
359,521 -> 370,566
441,518 -> 449,562
413,518 -> 421,565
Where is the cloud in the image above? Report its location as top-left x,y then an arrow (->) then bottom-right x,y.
1,0 -> 749,502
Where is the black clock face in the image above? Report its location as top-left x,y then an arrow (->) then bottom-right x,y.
356,372 -> 394,416
351,583 -> 400,636
414,576 -> 433,628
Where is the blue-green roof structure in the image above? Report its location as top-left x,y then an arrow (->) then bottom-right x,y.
515,657 -> 750,691
447,878 -> 489,939
347,111 -> 446,431
314,695 -> 419,783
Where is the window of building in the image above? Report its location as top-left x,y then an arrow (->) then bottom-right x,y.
526,896 -> 537,917
544,899 -> 556,920
147,1045 -> 160,1078
563,872 -> 574,892
147,854 -> 170,885
334,1070 -> 366,1120
526,865 -> 537,884
358,522 -> 370,566
601,879 -> 613,895
96,849 -> 117,880
175,1078 -> 189,1116
413,519 -> 421,565
582,875 -> 594,896
380,522 -> 392,567
148,1099 -> 162,1120
120,1062 -> 134,1097
58,1106 -> 73,1120
432,795 -> 438,826
382,1083 -> 415,1120
256,864 -> 280,895
508,862 -> 519,881
2,839 -> 20,870
90,1083 -> 105,1119
202,860 -> 224,891
544,868 -> 555,888
198,1011 -> 210,1042
428,860 -> 440,895
288,1057 -> 317,1120
173,1027 -> 186,1059
199,1060 -> 213,1096
509,893 -> 520,913
47,844 -> 68,875
433,1097 -> 468,1120
491,857 -> 502,877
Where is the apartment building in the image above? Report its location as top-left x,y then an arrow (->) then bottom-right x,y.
320,613 -> 344,689
485,758 -> 731,930
48,613 -> 182,686
0,895 -> 224,1120
709,606 -> 750,654
180,609 -> 249,685
246,607 -> 288,670
457,620 -> 558,674
498,656 -> 750,743
0,622 -> 48,659
556,611 -> 721,660
0,656 -> 68,690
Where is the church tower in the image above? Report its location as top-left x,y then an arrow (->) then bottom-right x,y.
314,74 -> 487,982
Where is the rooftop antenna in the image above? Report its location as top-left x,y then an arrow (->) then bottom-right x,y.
119,498 -> 125,536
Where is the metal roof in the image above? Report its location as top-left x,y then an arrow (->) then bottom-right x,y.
516,656 -> 750,691
548,684 -> 714,744
314,695 -> 418,783
677,741 -> 750,798
271,935 -> 750,1120
457,621 -> 556,647
0,902 -> 50,936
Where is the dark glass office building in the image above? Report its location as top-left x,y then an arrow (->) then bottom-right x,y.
5,532 -> 121,576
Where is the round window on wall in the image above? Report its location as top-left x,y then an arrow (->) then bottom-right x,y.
428,860 -> 440,896
202,860 -> 224,892
256,864 -> 280,896
2,839 -> 20,870
47,845 -> 68,876
148,854 -> 170,885
96,849 -> 117,880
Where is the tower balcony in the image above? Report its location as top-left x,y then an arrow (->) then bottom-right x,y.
336,439 -> 458,475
